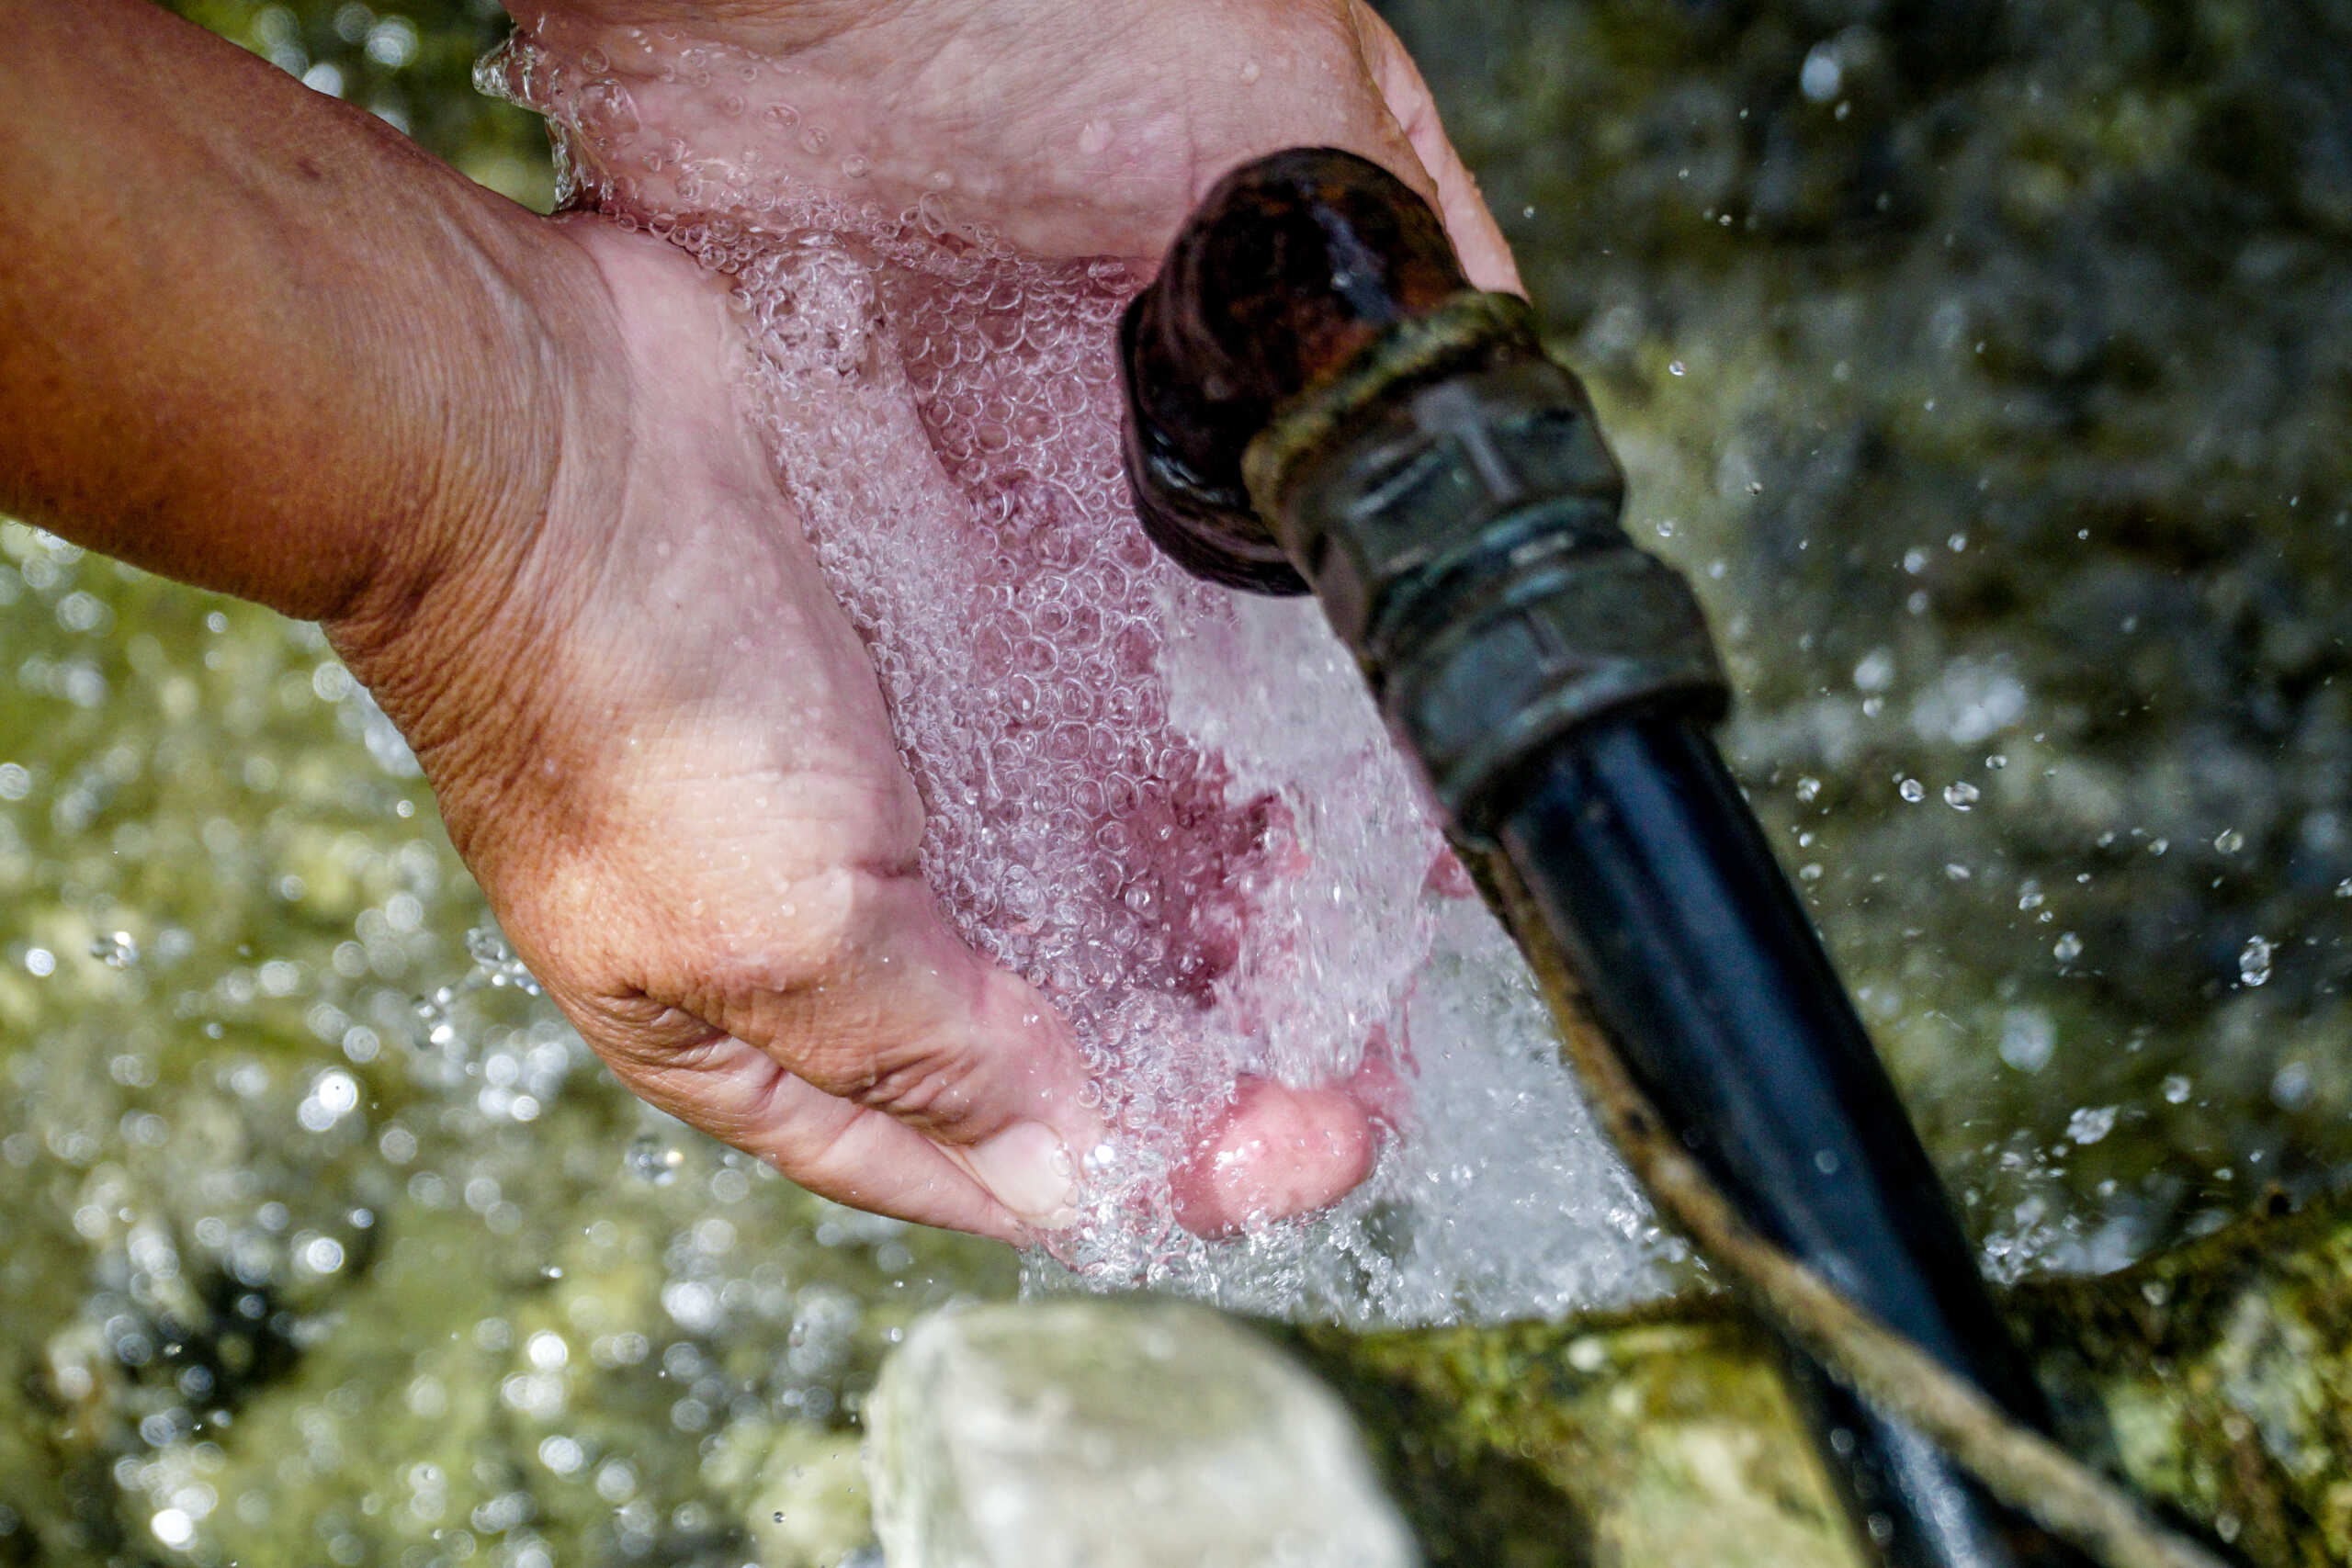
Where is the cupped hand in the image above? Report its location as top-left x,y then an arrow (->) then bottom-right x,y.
337,0 -> 1516,1245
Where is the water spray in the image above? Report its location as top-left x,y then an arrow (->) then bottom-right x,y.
1119,147 -> 2226,1568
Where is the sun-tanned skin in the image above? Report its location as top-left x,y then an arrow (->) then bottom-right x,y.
0,0 -> 1517,1245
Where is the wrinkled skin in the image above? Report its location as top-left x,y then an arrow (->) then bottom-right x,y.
0,0 -> 1514,1245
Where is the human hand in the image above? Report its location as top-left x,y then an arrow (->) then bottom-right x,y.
383,0 -> 1521,1245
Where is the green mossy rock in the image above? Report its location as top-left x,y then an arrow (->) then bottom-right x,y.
1283,1192 -> 2352,1568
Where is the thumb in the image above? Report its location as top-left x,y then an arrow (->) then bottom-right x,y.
718,870 -> 1107,1229
566,864 -> 1107,1236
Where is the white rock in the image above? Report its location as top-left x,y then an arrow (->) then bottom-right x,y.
865,1298 -> 1420,1568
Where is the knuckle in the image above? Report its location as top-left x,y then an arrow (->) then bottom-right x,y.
843,1047 -> 984,1131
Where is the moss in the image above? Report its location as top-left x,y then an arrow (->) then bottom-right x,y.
1281,1306 -> 1854,1568
1272,1192 -> 2352,1568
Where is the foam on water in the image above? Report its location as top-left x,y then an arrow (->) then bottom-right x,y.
483,27 -> 1669,1322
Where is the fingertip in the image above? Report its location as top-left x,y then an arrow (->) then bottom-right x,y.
1355,5 -> 1524,297
1170,1077 -> 1383,1237
958,1117 -> 1082,1230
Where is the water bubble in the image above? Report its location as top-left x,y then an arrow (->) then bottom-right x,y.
2213,828 -> 2245,854
2161,1074 -> 2193,1104
1667,359 -> 1687,377
2052,931 -> 2083,963
1795,775 -> 1821,803
1897,778 -> 1926,804
90,931 -> 139,967
1942,781 -> 1979,811
2237,935 -> 2273,987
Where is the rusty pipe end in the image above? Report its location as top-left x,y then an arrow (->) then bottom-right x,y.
1118,147 -> 1469,595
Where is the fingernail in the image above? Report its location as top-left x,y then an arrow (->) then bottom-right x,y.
966,1120 -> 1080,1229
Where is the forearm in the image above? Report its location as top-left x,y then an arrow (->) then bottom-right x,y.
0,0 -> 583,622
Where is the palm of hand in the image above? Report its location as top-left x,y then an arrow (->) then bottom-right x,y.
389,0 -> 1509,1245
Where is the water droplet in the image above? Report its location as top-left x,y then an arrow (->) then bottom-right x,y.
2161,1074 -> 2193,1104
1897,778 -> 1926,804
90,931 -> 139,967
2052,931 -> 2083,963
1666,359 -> 1687,377
627,1135 -> 683,1185
1794,776 -> 1821,803
2213,828 -> 2245,854
2237,935 -> 2273,987
1942,781 -> 1979,811
1800,45 -> 1843,102
2066,1105 -> 2118,1145
1999,1007 -> 2056,1072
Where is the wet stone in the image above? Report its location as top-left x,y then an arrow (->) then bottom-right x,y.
865,1299 -> 1420,1568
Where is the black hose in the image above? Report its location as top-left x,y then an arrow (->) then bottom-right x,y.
1494,715 -> 2075,1567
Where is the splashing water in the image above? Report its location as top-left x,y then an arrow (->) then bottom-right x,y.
480,28 -> 1667,1322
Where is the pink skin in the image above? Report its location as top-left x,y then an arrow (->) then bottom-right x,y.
0,0 -> 1518,1247
450,0 -> 1524,1246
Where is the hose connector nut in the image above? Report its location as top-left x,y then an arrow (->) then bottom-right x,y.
1253,301 -> 1728,838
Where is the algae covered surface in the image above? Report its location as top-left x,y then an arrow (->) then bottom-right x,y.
3,1 -> 2351,1565
1288,1193 -> 2352,1568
